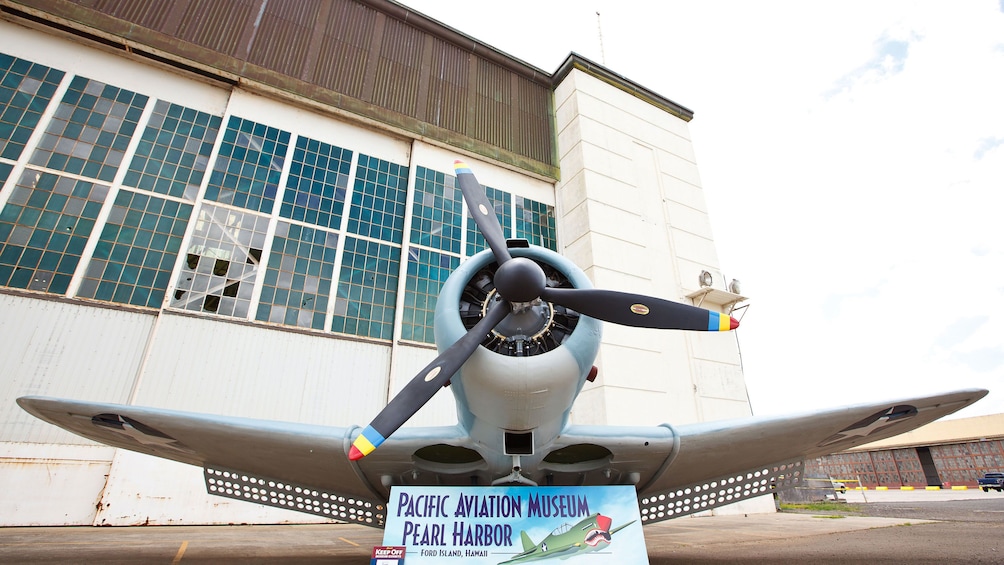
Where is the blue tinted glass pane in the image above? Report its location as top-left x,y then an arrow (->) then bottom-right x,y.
0,55 -> 65,161
410,166 -> 462,254
346,154 -> 407,244
205,116 -> 288,214
0,170 -> 106,294
123,100 -> 222,200
281,136 -> 352,229
515,197 -> 557,251
29,76 -> 147,182
255,221 -> 338,330
400,248 -> 458,344
77,189 -> 192,308
330,237 -> 400,340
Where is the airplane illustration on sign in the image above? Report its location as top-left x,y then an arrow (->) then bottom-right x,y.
18,161 -> 988,528
498,513 -> 634,564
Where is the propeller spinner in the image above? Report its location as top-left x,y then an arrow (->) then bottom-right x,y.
348,160 -> 738,460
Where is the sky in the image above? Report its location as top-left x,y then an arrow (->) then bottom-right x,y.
398,1 -> 1004,419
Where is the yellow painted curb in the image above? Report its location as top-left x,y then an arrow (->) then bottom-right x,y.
901,486 -> 915,490
925,486 -> 941,490
876,486 -> 889,491
951,485 -> 968,490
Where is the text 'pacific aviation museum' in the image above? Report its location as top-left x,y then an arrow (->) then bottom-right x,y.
0,0 -> 760,525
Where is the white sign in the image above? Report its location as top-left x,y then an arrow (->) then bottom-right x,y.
382,485 -> 649,564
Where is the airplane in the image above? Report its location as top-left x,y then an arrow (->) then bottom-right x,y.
17,160 -> 988,529
499,513 -> 634,564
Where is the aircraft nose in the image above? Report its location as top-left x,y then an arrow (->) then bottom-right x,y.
596,514 -> 612,532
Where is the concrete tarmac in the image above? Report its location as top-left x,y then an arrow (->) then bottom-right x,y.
1,490 -> 1002,564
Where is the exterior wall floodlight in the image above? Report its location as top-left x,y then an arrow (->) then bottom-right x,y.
698,270 -> 713,287
729,279 -> 741,294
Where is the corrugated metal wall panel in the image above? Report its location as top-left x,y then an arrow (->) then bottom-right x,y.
371,17 -> 422,116
10,0 -> 558,174
175,0 -> 263,60
309,0 -> 376,100
130,312 -> 390,427
79,0 -> 181,31
0,293 -> 154,445
472,58 -> 512,150
425,37 -> 469,133
248,0 -> 319,77
514,75 -> 552,163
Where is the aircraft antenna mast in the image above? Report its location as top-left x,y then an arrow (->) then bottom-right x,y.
596,11 -> 606,65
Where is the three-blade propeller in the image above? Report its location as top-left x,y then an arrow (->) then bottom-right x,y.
348,160 -> 738,460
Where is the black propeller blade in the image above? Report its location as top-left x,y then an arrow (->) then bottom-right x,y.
349,160 -> 737,460
540,287 -> 738,331
454,161 -> 511,265
349,299 -> 512,460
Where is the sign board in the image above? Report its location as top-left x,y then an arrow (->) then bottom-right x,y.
371,545 -> 406,564
382,485 -> 649,564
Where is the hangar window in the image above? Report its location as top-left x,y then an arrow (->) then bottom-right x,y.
0,171 -> 105,294
410,166 -> 462,254
123,100 -> 222,200
205,116 -> 290,214
346,154 -> 408,243
331,237 -> 400,340
465,184 -> 511,258
28,76 -> 147,182
256,221 -> 337,330
0,54 -> 65,161
281,136 -> 352,229
515,196 -> 556,251
78,190 -> 192,308
171,203 -> 268,317
401,248 -> 458,343
0,162 -> 10,186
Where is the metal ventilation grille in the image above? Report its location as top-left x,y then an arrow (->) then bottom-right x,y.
204,466 -> 386,528
638,460 -> 803,525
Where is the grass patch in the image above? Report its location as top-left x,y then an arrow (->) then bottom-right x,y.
780,502 -> 862,514
812,515 -> 847,519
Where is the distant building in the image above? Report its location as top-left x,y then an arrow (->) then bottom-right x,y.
807,414 -> 1004,488
0,0 -> 754,525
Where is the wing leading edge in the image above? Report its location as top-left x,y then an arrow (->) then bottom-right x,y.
17,388 -> 987,528
553,388 -> 987,524
15,396 -> 471,526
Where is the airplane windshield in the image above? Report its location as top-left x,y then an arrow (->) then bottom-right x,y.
550,523 -> 572,536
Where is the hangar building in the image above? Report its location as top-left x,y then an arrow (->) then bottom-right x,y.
0,0 -> 756,526
808,413 -> 1004,489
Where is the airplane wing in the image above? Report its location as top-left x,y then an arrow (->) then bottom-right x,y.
16,396 -> 470,528
17,388 -> 987,528
554,388 -> 988,525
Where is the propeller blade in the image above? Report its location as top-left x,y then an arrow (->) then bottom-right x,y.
539,287 -> 739,331
454,160 -> 512,265
349,299 -> 513,461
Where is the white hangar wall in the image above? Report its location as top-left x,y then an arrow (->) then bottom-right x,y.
0,15 -> 763,524
553,67 -> 771,517
555,68 -> 750,426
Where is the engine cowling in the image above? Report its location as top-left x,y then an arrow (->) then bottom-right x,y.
434,245 -> 602,450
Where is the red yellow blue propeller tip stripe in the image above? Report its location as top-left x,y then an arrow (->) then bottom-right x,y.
708,310 -> 740,331
348,426 -> 385,461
